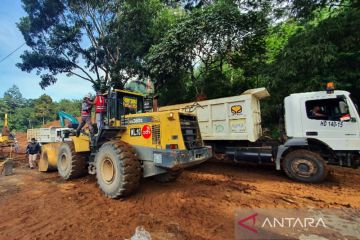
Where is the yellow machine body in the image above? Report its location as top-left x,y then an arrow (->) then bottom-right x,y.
39,142 -> 61,172
0,113 -> 10,143
70,135 -> 90,152
39,89 -> 212,180
120,111 -> 190,150
71,111 -> 200,152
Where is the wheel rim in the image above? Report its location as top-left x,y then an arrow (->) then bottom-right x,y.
60,153 -> 68,171
101,157 -> 115,184
291,158 -> 317,178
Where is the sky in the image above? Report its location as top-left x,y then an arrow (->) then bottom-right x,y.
0,0 -> 93,101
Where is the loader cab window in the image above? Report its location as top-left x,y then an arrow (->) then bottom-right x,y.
118,93 -> 144,116
306,97 -> 350,121
123,96 -> 138,114
107,91 -> 144,120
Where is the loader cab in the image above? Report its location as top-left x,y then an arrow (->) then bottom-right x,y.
107,89 -> 145,124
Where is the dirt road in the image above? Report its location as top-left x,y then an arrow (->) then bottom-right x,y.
0,134 -> 359,239
1,162 -> 359,240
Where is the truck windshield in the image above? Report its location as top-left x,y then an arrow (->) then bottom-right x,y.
305,97 -> 350,121
350,95 -> 359,116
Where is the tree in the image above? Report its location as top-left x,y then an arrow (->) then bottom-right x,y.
17,0 -> 179,91
269,5 -> 360,104
146,0 -> 270,100
107,0 -> 179,88
34,94 -> 55,125
2,85 -> 25,114
17,0 -> 121,91
54,99 -> 81,118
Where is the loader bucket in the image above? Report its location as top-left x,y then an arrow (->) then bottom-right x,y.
39,142 -> 61,172
0,158 -> 13,176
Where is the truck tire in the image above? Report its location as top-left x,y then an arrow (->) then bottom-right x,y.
153,170 -> 183,183
95,141 -> 141,198
283,149 -> 328,183
57,142 -> 88,180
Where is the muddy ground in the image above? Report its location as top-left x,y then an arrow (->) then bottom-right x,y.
0,133 -> 359,240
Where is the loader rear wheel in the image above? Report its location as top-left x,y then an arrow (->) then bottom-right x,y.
57,142 -> 88,180
95,141 -> 141,198
153,169 -> 183,183
283,149 -> 328,183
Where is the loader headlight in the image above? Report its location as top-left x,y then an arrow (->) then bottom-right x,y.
168,112 -> 175,120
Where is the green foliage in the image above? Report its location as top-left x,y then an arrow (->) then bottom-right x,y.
108,0 -> 178,87
269,6 -> 360,103
0,85 -> 81,131
147,0 -> 270,102
17,0 -> 120,90
2,85 -> 25,114
14,0 -> 360,130
33,94 -> 54,125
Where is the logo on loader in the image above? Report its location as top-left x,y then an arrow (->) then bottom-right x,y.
142,125 -> 152,139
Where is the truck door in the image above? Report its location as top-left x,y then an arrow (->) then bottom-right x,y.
301,96 -> 360,150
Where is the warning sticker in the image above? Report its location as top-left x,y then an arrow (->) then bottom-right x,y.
141,125 -> 152,139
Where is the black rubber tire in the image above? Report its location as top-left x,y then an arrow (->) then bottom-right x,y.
95,141 -> 141,198
283,149 -> 328,183
57,142 -> 88,180
153,169 -> 183,183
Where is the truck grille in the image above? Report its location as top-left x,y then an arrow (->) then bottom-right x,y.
179,114 -> 203,150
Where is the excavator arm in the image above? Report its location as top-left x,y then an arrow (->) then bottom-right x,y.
58,111 -> 79,129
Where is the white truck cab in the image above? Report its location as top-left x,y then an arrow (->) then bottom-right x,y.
285,90 -> 360,150
276,85 -> 360,182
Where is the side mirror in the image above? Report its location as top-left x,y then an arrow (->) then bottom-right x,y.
351,117 -> 357,123
144,97 -> 153,112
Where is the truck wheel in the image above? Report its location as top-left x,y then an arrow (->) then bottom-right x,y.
57,142 -> 88,180
283,149 -> 328,183
95,141 -> 141,198
153,170 -> 183,183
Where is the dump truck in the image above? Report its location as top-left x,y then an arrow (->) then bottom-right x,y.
28,89 -> 212,198
159,84 -> 360,183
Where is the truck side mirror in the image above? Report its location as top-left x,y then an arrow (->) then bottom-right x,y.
351,117 -> 357,123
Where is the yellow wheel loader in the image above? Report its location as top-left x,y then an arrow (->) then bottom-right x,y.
52,89 -> 212,198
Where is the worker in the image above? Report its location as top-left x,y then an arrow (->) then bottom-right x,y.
93,90 -> 107,131
309,106 -> 327,119
14,140 -> 19,153
26,138 -> 41,169
76,95 -> 94,137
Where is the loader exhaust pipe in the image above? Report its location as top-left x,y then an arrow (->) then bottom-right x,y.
153,95 -> 159,112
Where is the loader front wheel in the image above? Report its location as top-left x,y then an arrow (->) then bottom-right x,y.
95,141 -> 141,198
57,142 -> 88,180
153,169 -> 183,183
283,149 -> 328,183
